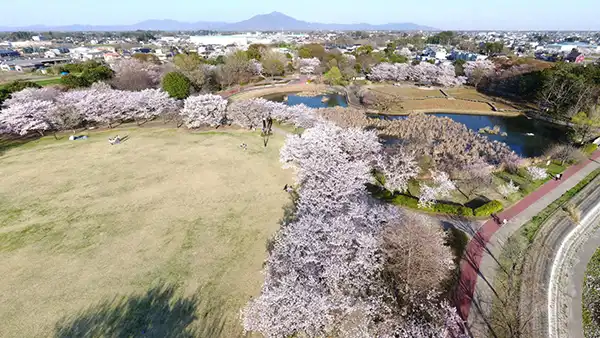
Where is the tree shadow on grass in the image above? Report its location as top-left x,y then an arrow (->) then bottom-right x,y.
0,135 -> 39,156
53,284 -> 227,338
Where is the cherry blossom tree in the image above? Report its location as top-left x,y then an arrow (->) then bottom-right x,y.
245,123 -> 396,337
369,62 -> 409,82
369,62 -> 466,86
455,159 -> 495,198
249,59 -> 263,77
298,57 -> 322,75
126,89 -> 178,124
375,148 -> 420,193
180,94 -> 228,128
227,98 -> 320,129
226,98 -> 271,129
280,123 -> 381,215
244,122 -> 466,337
110,58 -> 163,91
3,87 -> 61,107
419,170 -> 456,208
56,85 -> 134,128
527,166 -> 548,181
498,180 -> 520,197
0,100 -> 59,136
463,60 -> 495,89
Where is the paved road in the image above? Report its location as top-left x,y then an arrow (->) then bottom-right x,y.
518,176 -> 600,338
547,185 -> 600,338
564,224 -> 600,338
457,151 -> 600,337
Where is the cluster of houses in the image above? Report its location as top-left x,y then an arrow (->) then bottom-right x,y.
0,44 -> 177,72
1,30 -> 599,74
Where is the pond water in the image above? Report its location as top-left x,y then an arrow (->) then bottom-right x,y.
370,113 -> 568,158
264,93 -> 348,108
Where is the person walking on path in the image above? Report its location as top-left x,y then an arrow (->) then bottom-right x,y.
457,150 -> 600,330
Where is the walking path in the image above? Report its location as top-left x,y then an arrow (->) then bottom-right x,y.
518,176 -> 600,338
548,200 -> 600,338
457,151 -> 600,337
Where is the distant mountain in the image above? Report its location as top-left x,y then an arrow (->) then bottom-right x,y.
0,12 -> 436,32
223,12 -> 435,31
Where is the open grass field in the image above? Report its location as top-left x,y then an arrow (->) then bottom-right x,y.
366,85 -> 522,114
32,77 -> 63,86
368,85 -> 446,98
0,126 -> 291,337
0,72 -> 61,86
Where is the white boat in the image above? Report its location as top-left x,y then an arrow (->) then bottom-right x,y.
525,133 -> 534,136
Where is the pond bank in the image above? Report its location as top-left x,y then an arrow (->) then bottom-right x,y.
373,109 -> 523,117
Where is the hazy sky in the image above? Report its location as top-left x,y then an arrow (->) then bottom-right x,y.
2,0 -> 598,30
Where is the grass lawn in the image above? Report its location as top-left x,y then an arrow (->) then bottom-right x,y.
370,85 -> 445,98
0,127 -> 291,337
583,247 -> 600,337
366,85 -> 522,114
33,77 -> 62,86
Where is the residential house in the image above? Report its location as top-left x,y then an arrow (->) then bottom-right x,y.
449,50 -> 484,61
0,49 -> 20,58
421,46 -> 448,61
0,57 -> 70,72
103,52 -> 121,62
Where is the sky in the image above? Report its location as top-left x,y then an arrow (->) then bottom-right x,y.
1,0 -> 599,30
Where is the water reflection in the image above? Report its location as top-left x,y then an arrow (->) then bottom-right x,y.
265,93 -> 348,108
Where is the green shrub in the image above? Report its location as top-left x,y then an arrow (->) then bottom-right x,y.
474,200 -> 504,217
0,80 -> 40,104
391,194 -> 420,208
162,72 -> 191,99
583,143 -> 598,155
432,203 -> 474,216
390,194 -> 474,216
61,74 -> 90,89
81,65 -> 114,84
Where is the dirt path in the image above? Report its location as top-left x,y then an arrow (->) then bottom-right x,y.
457,151 -> 600,337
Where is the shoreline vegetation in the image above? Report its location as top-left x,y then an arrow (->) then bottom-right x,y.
371,109 -> 523,117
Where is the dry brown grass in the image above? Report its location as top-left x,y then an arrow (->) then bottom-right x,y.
0,127 -> 291,337
401,98 -> 494,112
369,85 -> 446,98
365,85 -> 521,114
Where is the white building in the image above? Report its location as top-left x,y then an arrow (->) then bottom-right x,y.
189,34 -> 272,47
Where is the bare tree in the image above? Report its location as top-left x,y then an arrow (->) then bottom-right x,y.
490,235 -> 541,338
260,50 -> 286,78
110,59 -> 163,91
218,51 -> 254,88
544,144 -> 586,165
382,213 -> 455,315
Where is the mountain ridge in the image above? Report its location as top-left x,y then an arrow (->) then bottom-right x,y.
0,12 -> 437,32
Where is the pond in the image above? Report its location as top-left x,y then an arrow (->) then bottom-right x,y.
264,92 -> 348,108
370,113 -> 568,158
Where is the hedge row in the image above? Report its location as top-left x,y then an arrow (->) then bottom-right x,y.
391,194 -> 474,217
474,200 -> 504,217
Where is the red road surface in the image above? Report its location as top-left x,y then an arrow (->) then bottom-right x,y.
457,151 -> 600,319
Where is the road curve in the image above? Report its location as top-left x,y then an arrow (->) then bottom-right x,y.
548,184 -> 600,338
518,177 -> 600,337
